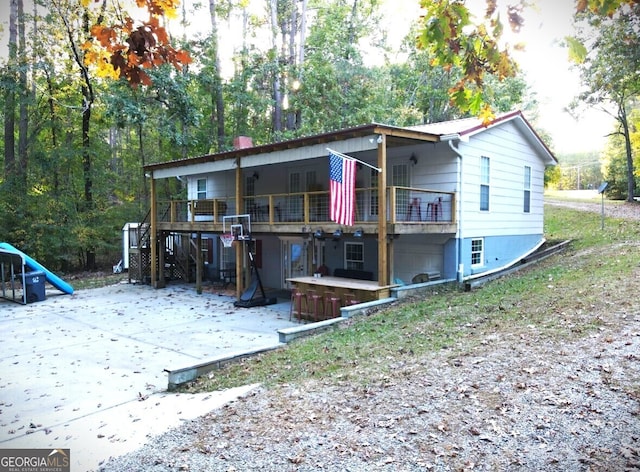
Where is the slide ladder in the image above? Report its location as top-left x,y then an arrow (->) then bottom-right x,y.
0,243 -> 74,295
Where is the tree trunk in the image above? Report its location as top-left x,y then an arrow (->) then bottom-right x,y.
619,103 -> 636,202
138,122 -> 148,206
270,0 -> 283,134
45,70 -> 60,195
82,10 -> 95,270
208,0 -> 226,150
17,0 -> 28,194
3,0 -> 18,181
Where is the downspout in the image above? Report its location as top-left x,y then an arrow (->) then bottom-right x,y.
444,136 -> 464,282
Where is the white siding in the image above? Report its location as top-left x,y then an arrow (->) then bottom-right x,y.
458,121 -> 546,239
187,171 -> 235,200
408,142 -> 458,192
393,235 -> 446,284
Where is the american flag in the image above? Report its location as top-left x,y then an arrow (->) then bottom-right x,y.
329,152 -> 356,226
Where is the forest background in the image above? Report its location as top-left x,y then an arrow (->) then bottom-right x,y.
0,0 -> 638,272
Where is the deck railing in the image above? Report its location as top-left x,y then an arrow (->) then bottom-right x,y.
156,187 -> 455,226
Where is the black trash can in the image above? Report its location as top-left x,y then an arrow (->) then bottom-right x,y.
24,270 -> 46,303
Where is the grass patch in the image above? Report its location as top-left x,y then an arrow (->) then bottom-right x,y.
69,272 -> 127,290
181,206 -> 640,393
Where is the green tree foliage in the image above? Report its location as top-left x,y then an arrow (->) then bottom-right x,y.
601,110 -> 640,199
0,0 -> 532,271
416,0 -> 639,124
572,3 -> 640,201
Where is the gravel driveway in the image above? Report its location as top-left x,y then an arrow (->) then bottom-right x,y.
100,198 -> 640,472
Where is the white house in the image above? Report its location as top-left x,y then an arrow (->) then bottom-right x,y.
137,110 -> 556,305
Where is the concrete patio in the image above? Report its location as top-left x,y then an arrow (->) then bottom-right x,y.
0,281 -> 297,471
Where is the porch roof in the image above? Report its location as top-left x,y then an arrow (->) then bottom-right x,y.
143,122 -> 440,175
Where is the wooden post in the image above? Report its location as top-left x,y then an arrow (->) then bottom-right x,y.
149,174 -> 158,288
196,232 -> 202,294
235,158 -> 243,299
157,231 -> 165,288
377,135 -> 388,286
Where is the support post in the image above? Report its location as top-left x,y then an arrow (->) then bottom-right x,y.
377,135 -> 388,286
157,231 -> 165,288
196,232 -> 202,294
149,174 -> 158,288
235,158 -> 244,299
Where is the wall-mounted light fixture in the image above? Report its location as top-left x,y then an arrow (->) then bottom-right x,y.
409,153 -> 418,165
332,229 -> 343,240
314,229 -> 325,239
252,171 -> 259,180
353,228 -> 364,238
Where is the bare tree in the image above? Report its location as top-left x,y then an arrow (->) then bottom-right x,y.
4,0 -> 18,182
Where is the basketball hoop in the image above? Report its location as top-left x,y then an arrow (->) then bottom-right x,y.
220,233 -> 235,248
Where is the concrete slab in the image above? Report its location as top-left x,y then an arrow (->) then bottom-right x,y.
0,281 -> 297,471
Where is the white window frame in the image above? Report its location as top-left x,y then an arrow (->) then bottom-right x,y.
523,166 -> 531,213
480,156 -> 490,211
345,242 -> 364,271
196,178 -> 207,200
471,238 -> 484,267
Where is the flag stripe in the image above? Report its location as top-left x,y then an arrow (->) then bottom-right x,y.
329,152 -> 356,226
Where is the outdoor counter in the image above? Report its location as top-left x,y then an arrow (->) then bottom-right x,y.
286,276 -> 397,304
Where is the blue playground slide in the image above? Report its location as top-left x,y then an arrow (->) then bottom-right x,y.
0,242 -> 74,295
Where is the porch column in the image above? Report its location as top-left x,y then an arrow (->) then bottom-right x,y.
235,157 -> 244,299
377,135 -> 388,286
196,232 -> 202,294
157,231 -> 165,288
150,174 -> 158,288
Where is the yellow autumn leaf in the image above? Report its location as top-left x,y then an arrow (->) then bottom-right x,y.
478,105 -> 496,127
159,2 -> 179,20
96,60 -> 120,80
83,49 -> 99,67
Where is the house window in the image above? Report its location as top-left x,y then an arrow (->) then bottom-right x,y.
345,242 -> 364,270
197,178 -> 207,200
480,156 -> 490,211
246,175 -> 256,197
523,166 -> 531,213
369,167 -> 378,216
471,238 -> 484,267
306,170 -> 317,190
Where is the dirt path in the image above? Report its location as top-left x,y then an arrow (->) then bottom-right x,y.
545,197 -> 640,220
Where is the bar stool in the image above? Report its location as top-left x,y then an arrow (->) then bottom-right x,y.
406,197 -> 422,221
306,289 -> 323,322
343,292 -> 360,306
289,287 -> 306,322
324,291 -> 341,319
426,197 -> 442,221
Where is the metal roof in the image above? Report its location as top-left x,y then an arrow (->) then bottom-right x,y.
144,110 -> 557,171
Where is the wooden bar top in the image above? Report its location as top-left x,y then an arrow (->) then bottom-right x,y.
286,276 -> 397,292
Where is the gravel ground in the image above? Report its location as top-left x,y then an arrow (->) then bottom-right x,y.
100,199 -> 640,472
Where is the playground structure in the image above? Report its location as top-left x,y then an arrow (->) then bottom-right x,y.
0,242 -> 74,304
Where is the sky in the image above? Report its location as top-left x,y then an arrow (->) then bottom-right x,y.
503,0 -> 615,155
0,0 -> 616,156
373,0 -> 615,156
